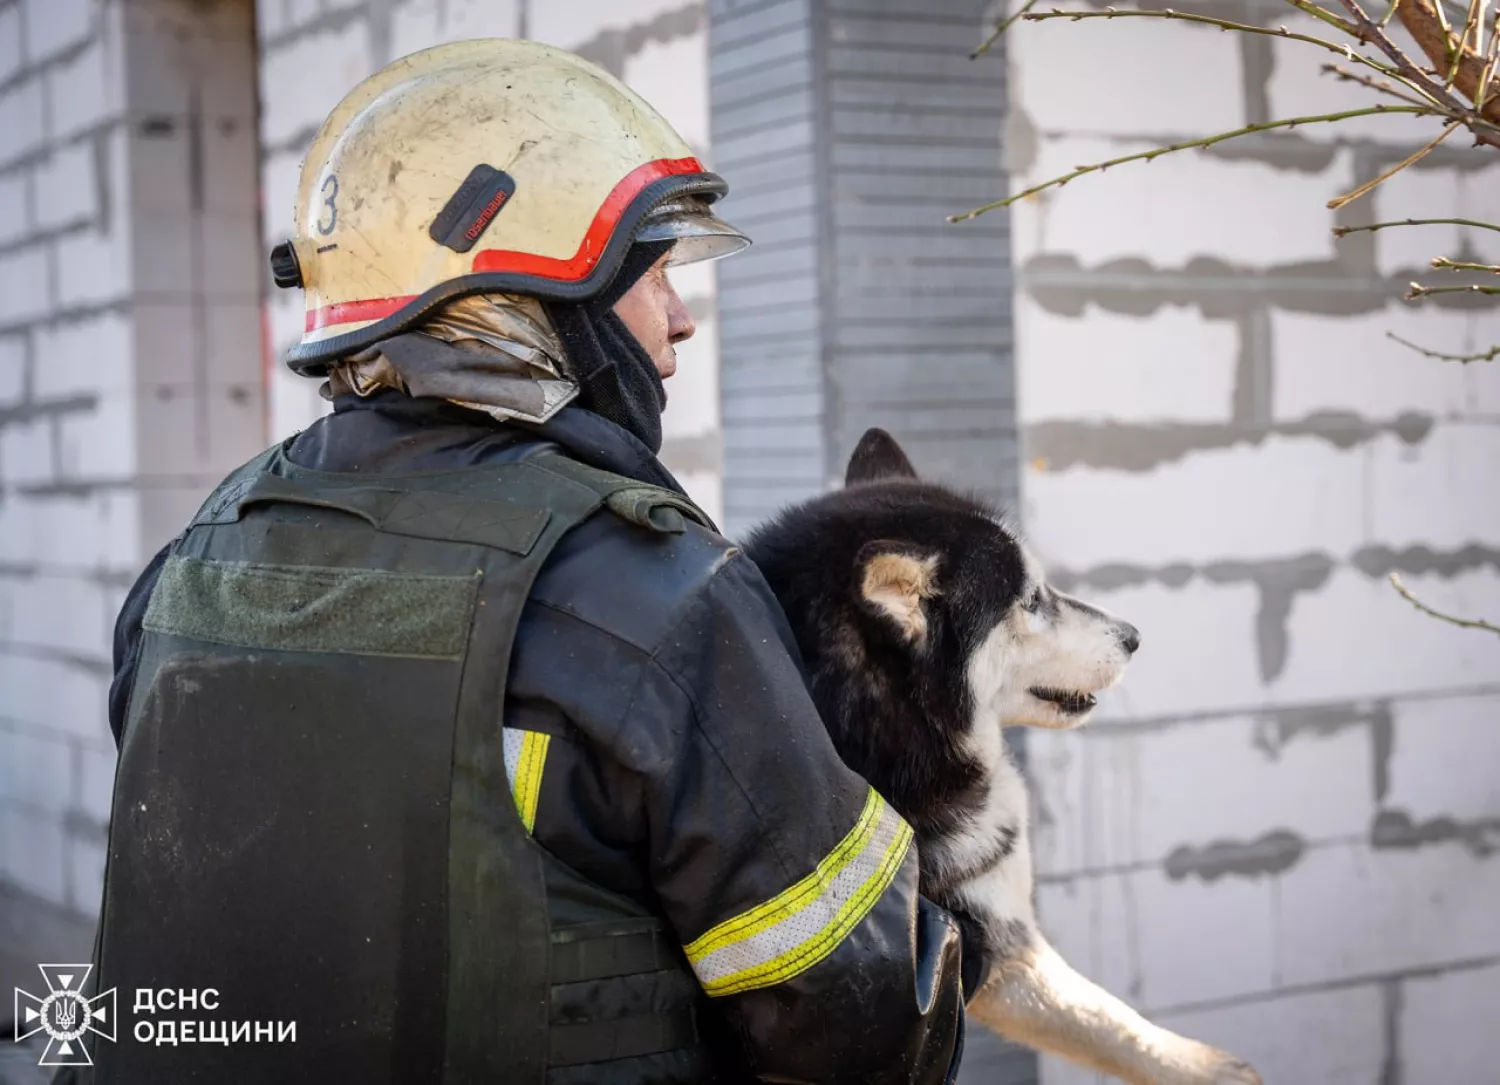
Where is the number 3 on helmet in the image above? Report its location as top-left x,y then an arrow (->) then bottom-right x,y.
270,38 -> 750,377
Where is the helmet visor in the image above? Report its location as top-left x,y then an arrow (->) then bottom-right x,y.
634,196 -> 751,266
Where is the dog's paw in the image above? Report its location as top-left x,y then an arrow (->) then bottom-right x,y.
1208,1054 -> 1262,1085
1185,1046 -> 1262,1085
1148,1039 -> 1262,1085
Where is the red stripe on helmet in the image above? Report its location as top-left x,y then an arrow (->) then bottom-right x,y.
305,295 -> 418,332
470,156 -> 704,277
304,156 -> 705,333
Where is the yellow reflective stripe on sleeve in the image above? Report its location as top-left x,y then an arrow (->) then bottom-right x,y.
683,787 -> 915,998
501,727 -> 550,834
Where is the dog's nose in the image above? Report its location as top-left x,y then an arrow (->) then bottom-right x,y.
1116,622 -> 1141,656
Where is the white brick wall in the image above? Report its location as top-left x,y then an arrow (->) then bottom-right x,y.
47,36 -> 124,141
1273,307 -> 1500,419
0,654 -> 109,740
0,333 -> 25,405
1278,841 -> 1500,986
0,729 -> 73,814
1010,3 -> 1500,1081
33,310 -> 132,397
258,20 -> 373,148
1017,300 -> 1239,425
22,0 -> 94,62
1,803 -> 67,902
1401,963 -> 1500,1082
0,4 -> 24,82
0,170 -> 30,245
31,141 -> 98,232
0,416 -> 54,486
0,245 -> 50,326
1012,11 -> 1244,139
0,77 -> 46,166
1030,713 -> 1374,876
1155,984 -> 1388,1085
1383,694 -> 1500,822
1014,140 -> 1351,268
54,224 -> 132,307
0,0 -> 265,959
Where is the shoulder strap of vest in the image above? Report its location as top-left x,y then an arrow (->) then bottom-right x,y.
189,444 -> 713,549
525,451 -> 715,535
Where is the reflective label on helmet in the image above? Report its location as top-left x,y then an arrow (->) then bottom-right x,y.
429,164 -> 517,253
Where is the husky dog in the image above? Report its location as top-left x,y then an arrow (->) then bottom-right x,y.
744,429 -> 1261,1085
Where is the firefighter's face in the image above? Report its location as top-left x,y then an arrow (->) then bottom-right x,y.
612,248 -> 696,384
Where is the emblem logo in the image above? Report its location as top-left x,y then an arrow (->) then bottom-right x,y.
13,964 -> 116,1066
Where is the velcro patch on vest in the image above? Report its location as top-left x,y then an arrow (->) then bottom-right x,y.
429,163 -> 517,253
143,556 -> 480,659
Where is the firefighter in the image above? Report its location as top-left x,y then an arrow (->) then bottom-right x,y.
87,39 -> 977,1084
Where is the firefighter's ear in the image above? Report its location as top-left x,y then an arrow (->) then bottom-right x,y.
846,428 -> 918,486
856,541 -> 939,643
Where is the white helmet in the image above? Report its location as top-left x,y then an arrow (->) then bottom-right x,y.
271,38 -> 748,376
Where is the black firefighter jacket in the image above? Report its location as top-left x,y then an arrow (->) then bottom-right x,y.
106,392 -> 968,1083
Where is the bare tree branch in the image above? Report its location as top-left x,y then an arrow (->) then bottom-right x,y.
1389,573 -> 1500,634
1018,8 -> 1418,87
1406,280 -> 1500,296
1333,216 -> 1500,234
1327,119 -> 1461,207
1338,0 -> 1500,143
1393,0 -> 1500,122
1431,255 -> 1500,270
950,105 -> 1438,221
1387,331 -> 1500,360
1322,61 -> 1448,106
973,0 -> 1045,57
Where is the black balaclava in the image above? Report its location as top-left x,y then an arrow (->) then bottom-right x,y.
544,239 -> 675,455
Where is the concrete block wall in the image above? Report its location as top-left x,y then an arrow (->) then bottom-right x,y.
998,2 -> 1500,1080
256,0 -> 727,520
0,0 -> 265,998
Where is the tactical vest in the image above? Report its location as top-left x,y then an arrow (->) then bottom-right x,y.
86,441 -> 722,1084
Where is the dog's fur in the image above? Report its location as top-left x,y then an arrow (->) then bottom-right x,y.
744,429 -> 1261,1085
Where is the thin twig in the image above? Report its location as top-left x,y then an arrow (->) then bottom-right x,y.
1326,120 -> 1460,208
950,105 -> 1438,221
1387,331 -> 1500,361
1478,7 -> 1500,108
1018,8 -> 1412,83
1389,573 -> 1500,634
1432,256 -> 1500,271
1283,0 -> 1367,37
1447,0 -> 1484,86
972,0 -> 1043,58
1322,61 -> 1449,107
1334,216 -> 1500,235
1406,281 -> 1500,296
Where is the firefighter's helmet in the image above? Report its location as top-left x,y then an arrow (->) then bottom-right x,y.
271,38 -> 748,376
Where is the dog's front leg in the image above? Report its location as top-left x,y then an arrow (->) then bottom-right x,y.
966,934 -> 1261,1085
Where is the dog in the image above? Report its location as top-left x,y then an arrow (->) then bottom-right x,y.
743,428 -> 1262,1085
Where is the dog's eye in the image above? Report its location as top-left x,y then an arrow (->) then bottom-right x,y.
1021,587 -> 1044,613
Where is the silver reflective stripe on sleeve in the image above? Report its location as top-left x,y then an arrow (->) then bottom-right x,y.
683,787 -> 914,997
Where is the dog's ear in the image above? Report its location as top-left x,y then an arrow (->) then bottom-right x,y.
856,540 -> 939,643
846,428 -> 918,486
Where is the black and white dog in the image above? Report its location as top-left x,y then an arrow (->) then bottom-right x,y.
745,429 -> 1261,1085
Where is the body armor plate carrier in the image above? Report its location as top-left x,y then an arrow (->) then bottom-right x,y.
83,441 -> 716,1084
